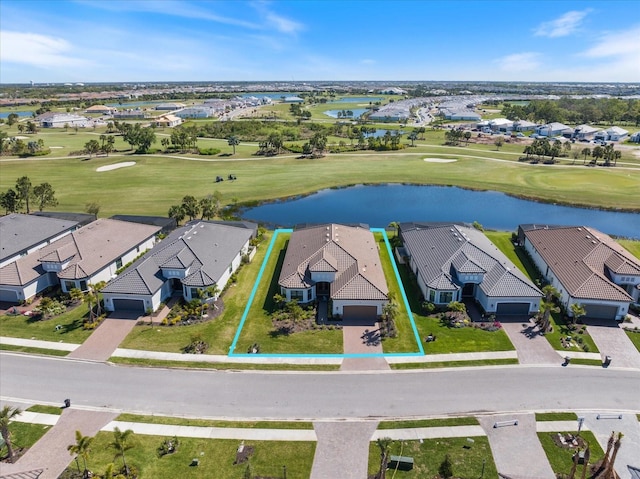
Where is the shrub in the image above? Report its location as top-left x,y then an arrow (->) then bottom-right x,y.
421,301 -> 436,314
198,147 -> 221,155
157,436 -> 179,457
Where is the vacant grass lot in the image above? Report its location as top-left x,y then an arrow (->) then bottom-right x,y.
60,433 -> 315,479
0,303 -> 91,343
538,430 -> 604,476
367,437 -> 498,478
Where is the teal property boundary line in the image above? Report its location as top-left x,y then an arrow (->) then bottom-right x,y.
228,228 -> 424,358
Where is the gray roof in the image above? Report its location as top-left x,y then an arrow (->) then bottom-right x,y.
523,225 -> 638,302
400,223 -> 541,299
0,219 -> 160,286
278,224 -> 388,301
103,221 -> 256,295
0,213 -> 79,263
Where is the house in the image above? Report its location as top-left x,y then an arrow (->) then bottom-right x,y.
0,214 -> 80,269
155,102 -> 186,111
369,107 -> 410,122
630,132 -> 640,143
519,225 -> 640,320
278,224 -> 389,318
572,124 -> 600,141
595,126 -> 629,142
513,120 -> 537,132
109,215 -> 177,235
113,109 -> 148,120
152,114 -> 182,128
535,122 -> 572,138
84,105 -> 115,115
441,109 -> 482,121
488,118 -> 514,132
40,113 -> 89,128
174,106 -> 216,119
379,87 -> 407,95
102,221 -> 257,313
400,223 -> 542,316
0,219 -> 159,304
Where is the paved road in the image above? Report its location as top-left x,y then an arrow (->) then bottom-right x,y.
2,354 -> 639,420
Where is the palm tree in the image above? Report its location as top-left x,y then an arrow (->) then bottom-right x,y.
408,130 -> 418,147
0,406 -> 22,462
110,427 -> 135,476
604,432 -> 623,478
227,135 -> 240,155
376,437 -> 393,479
538,285 -> 560,332
67,430 -> 94,478
581,147 -> 591,165
570,303 -> 586,325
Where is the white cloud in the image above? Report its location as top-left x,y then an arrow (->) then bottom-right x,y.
534,9 -> 591,38
494,52 -> 542,72
0,31 -> 89,68
265,12 -> 303,34
360,59 -> 375,65
581,25 -> 640,58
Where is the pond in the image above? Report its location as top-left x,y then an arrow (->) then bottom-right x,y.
323,109 -> 369,119
330,97 -> 383,103
0,111 -> 34,119
242,184 -> 640,239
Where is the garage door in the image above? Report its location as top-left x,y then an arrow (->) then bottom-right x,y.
112,298 -> 145,313
0,289 -> 19,303
583,304 -> 618,320
343,306 -> 378,320
496,303 -> 530,316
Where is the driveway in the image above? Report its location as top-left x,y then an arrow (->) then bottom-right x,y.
479,413 -> 555,479
68,312 -> 140,361
310,421 -> 378,479
340,318 -> 389,371
583,319 -> 640,369
501,320 -> 561,365
582,412 -> 640,479
0,408 -> 117,479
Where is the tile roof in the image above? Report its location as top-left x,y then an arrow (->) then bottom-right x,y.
522,225 -> 637,302
0,219 -> 160,287
0,213 -> 79,263
278,224 -> 388,301
102,221 -> 256,295
400,223 -> 541,299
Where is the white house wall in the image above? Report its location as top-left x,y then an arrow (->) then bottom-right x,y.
333,299 -> 385,316
103,291 -> 161,313
476,287 -> 539,314
566,297 -> 628,320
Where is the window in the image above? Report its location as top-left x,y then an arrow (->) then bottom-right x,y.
291,290 -> 304,301
115,258 -> 123,269
439,291 -> 453,303
79,280 -> 88,291
428,289 -> 435,302
190,288 -> 200,299
229,264 -> 233,274
64,281 -> 76,292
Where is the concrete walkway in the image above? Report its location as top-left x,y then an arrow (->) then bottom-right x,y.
0,408 -> 117,479
68,313 -> 139,361
310,421 -> 378,479
582,412 -> 640,479
502,320 -> 562,365
479,413 -> 555,479
584,319 -> 640,369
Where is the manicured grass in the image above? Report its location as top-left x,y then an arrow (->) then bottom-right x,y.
120,233 -> 273,354
617,239 -> 640,259
569,359 -> 604,366
535,412 -> 578,421
4,422 -> 52,451
0,303 -> 91,343
61,432 -> 315,479
109,356 -> 340,371
116,413 -> 313,429
542,312 -> 599,353
390,358 -> 519,369
2,129 -> 639,218
484,230 -> 542,282
368,437 -> 497,478
538,431 -> 604,476
26,404 -> 64,415
0,344 -> 69,356
397,263 -> 515,354
378,417 -> 479,429
624,330 -> 640,352
233,232 -> 343,355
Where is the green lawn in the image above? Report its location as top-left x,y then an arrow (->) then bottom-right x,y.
390,358 -> 519,369
397,262 -> 515,354
378,417 -> 479,429
542,312 -> 599,353
485,230 -> 542,282
535,412 -> 578,421
0,303 -> 92,343
618,239 -> 640,259
626,330 -> 640,352
3,422 -> 52,454
116,413 -> 313,429
0,344 -> 69,356
233,232 -> 343,354
368,437 -> 497,478
538,431 -> 604,476
26,404 -> 64,415
109,356 -> 339,370
60,433 -> 315,479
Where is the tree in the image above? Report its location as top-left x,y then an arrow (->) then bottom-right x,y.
26,121 -> 38,134
199,195 -> 217,220
168,204 -> 186,225
85,202 -> 101,217
407,130 -> 418,147
67,430 -> 94,478
0,189 -> 22,214
227,135 -> 240,155
33,182 -> 58,211
494,137 -> 504,150
0,131 -> 8,155
580,147 -> 591,165
109,427 -> 135,476
0,405 -> 22,462
85,139 -> 101,157
464,131 -> 472,145
376,437 -> 393,479
181,195 -> 200,221
15,176 -> 33,213
6,112 -> 19,126
570,303 -> 586,325
538,285 -> 560,332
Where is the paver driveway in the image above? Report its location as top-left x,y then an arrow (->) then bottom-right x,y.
583,318 -> 640,369
501,320 -> 561,365
68,312 -> 139,361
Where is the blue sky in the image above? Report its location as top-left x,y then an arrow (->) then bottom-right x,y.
1,0 -> 639,83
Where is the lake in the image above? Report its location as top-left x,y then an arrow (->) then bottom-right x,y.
0,111 -> 34,119
323,109 -> 369,119
242,184 -> 640,239
331,97 -> 383,103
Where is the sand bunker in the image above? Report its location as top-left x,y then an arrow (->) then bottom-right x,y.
14,136 -> 28,140
49,146 -> 63,149
96,161 -> 136,172
423,158 -> 457,163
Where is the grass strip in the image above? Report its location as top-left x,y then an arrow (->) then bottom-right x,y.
535,412 -> 578,421
378,417 -> 479,429
538,431 -> 604,476
116,413 -> 313,429
26,404 -> 64,415
390,358 -> 518,369
0,344 -> 69,356
108,356 -> 340,371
